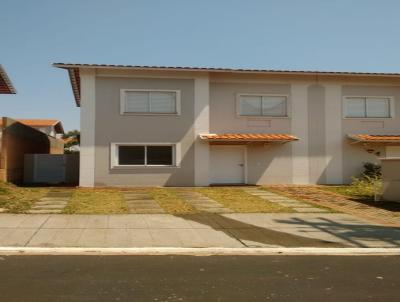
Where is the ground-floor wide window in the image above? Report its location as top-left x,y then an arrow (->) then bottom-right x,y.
112,144 -> 175,167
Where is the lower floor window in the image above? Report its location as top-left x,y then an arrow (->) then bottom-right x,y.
116,144 -> 174,166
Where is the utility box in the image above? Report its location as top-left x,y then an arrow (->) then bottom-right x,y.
24,154 -> 79,185
381,158 -> 400,202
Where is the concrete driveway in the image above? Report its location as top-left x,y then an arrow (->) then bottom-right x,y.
0,213 -> 399,248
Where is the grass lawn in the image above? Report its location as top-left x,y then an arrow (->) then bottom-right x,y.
197,187 -> 293,213
0,182 -> 49,213
1,183 -> 296,214
319,185 -> 374,200
64,189 -> 128,214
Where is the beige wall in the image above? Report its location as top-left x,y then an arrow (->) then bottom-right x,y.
94,76 -> 196,186
381,158 -> 400,202
87,69 -> 400,186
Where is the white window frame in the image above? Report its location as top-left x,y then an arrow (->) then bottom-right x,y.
110,142 -> 181,168
120,89 -> 181,115
343,96 -> 394,119
236,93 -> 289,118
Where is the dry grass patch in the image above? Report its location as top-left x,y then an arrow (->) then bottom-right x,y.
64,189 -> 128,214
197,187 -> 293,213
150,188 -> 198,214
0,182 -> 49,213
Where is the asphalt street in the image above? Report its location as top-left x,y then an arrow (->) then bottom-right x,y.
0,255 -> 399,301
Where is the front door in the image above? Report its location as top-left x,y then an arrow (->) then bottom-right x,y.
210,145 -> 245,184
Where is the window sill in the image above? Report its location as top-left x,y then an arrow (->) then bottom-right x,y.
342,117 -> 393,120
120,112 -> 181,116
111,165 -> 181,170
237,115 -> 290,119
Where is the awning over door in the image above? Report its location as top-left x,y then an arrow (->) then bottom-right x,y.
199,133 -> 298,145
348,134 -> 400,145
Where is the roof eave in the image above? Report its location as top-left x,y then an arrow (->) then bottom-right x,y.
52,63 -> 400,77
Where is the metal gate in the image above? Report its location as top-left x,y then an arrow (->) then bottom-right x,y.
24,154 -> 79,184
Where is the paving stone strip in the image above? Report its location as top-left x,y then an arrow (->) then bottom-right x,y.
269,186 -> 400,227
243,188 -> 329,213
176,191 -> 233,213
28,191 -> 72,214
123,192 -> 165,214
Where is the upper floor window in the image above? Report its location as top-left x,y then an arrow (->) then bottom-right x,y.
238,94 -> 287,117
344,96 -> 392,118
121,89 -> 180,115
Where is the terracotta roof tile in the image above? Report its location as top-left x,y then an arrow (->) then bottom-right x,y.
0,65 -> 16,94
200,133 -> 298,142
0,119 -> 64,134
348,134 -> 400,143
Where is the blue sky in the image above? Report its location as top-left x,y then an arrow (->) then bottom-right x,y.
1,0 -> 400,131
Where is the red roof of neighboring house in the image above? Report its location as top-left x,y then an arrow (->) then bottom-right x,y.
200,133 -> 298,142
53,63 -> 400,106
0,65 -> 16,94
0,119 -> 64,134
348,134 -> 400,143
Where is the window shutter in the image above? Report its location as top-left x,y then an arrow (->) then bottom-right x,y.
150,92 -> 176,113
366,98 -> 390,118
345,97 -> 366,117
262,96 -> 287,116
240,96 -> 262,115
125,91 -> 150,113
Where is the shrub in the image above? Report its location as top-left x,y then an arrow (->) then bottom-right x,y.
349,175 -> 382,199
362,162 -> 381,178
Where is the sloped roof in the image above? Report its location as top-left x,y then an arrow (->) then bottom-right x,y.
53,63 -> 400,106
348,134 -> 400,144
0,119 -> 64,134
0,65 -> 16,94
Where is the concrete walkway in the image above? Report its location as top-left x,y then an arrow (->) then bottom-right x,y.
28,190 -> 72,214
176,191 -> 232,213
243,187 -> 329,213
123,192 -> 165,214
0,213 -> 399,248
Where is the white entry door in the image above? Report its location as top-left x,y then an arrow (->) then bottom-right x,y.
210,145 -> 245,184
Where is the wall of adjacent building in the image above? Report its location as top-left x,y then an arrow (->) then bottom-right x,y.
0,117 -> 63,183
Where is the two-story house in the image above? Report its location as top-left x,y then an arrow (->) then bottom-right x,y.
54,63 -> 400,187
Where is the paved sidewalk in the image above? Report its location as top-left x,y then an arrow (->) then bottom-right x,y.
0,213 -> 399,248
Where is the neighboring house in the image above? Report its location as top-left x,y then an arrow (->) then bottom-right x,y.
63,136 -> 80,153
54,63 -> 400,187
0,117 -> 64,183
0,119 -> 64,138
0,64 -> 16,94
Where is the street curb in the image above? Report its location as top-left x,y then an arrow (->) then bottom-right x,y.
0,247 -> 400,256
